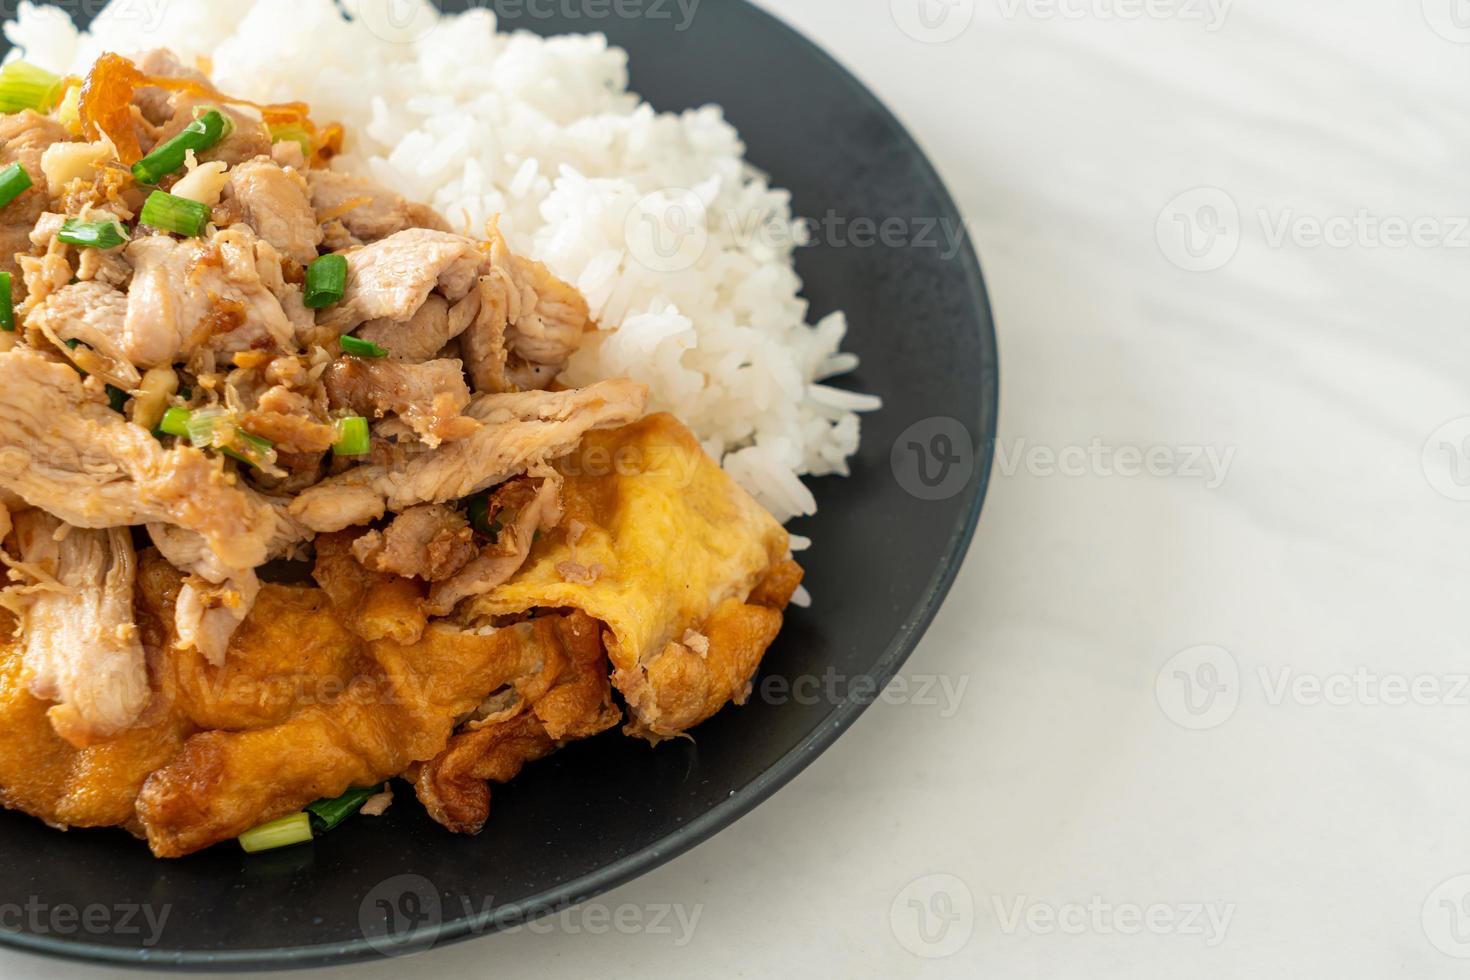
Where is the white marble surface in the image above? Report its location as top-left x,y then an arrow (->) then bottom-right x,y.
8,0 -> 1470,976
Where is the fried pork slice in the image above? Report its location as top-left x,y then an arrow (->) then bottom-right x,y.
133,582 -> 570,858
318,228 -> 486,333
323,356 -> 477,447
146,494 -> 313,665
425,474 -> 562,615
240,385 -> 338,454
0,349 -> 276,569
125,227 -> 301,366
351,504 -> 476,582
24,280 -> 142,364
11,510 -> 149,746
307,169 -> 451,244
467,414 -> 801,742
413,609 -> 620,835
226,156 -> 323,267
460,221 -> 592,393
357,291 -> 482,363
147,523 -> 261,667
290,378 -> 647,532
0,112 -> 70,306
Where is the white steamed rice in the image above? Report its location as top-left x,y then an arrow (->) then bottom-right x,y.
5,0 -> 879,524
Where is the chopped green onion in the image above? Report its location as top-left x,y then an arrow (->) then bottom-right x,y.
339,335 -> 387,358
239,812 -> 313,854
0,61 -> 62,115
222,431 -> 275,470
141,190 -> 210,238
306,784 -> 384,834
159,406 -> 275,468
268,121 -> 313,157
332,415 -> 370,457
0,271 -> 13,332
105,384 -> 129,414
58,217 -> 129,250
131,109 -> 232,185
158,406 -> 191,438
62,338 -> 80,350
304,254 -> 348,309
0,163 -> 32,210
184,405 -> 225,447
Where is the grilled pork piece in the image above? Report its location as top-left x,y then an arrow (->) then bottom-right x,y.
11,510 -> 149,745
323,356 -> 477,447
290,379 -> 647,532
0,349 -> 277,569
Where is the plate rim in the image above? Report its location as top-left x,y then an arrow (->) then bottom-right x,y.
0,1 -> 999,970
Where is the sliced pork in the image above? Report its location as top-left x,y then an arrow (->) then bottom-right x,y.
12,510 -> 149,745
290,378 -> 648,532
461,222 -> 590,393
307,169 -> 450,243
0,349 -> 277,569
351,504 -> 476,582
323,356 -> 477,447
318,228 -> 485,333
125,227 -> 301,365
357,291 -> 482,363
0,112 -> 71,306
426,474 -> 563,615
226,157 -> 322,267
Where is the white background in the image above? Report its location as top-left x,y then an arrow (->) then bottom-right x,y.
8,0 -> 1470,976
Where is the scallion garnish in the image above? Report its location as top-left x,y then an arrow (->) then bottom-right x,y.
105,384 -> 129,414
339,335 -> 387,358
304,253 -> 348,309
0,271 -> 13,332
0,162 -> 32,210
0,61 -> 62,114
58,216 -> 129,250
158,406 -> 192,438
332,415 -> 370,457
268,120 -> 313,157
131,109 -> 232,185
238,812 -> 313,854
306,784 -> 384,834
222,431 -> 275,470
141,190 -> 210,238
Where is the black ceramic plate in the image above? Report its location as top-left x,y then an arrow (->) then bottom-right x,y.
0,0 -> 997,969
